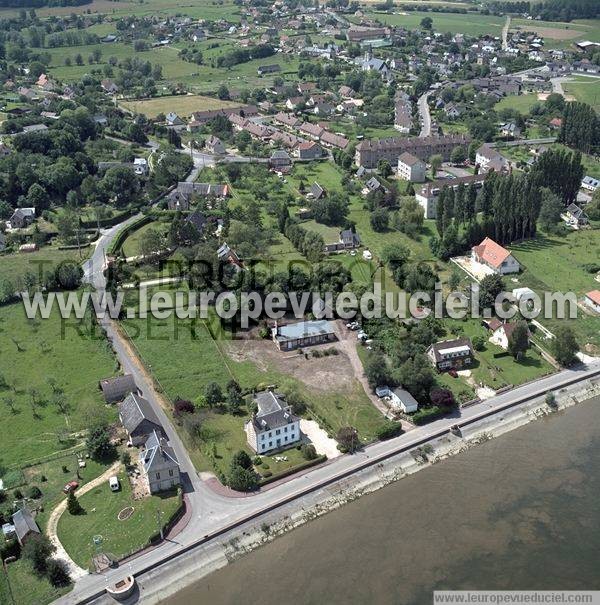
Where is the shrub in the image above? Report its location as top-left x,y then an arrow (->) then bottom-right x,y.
66,492 -> 83,515
46,558 -> 71,587
62,465 -> 68,473
173,398 -> 195,417
411,406 -> 445,425
231,450 -> 252,470
26,486 -> 42,499
262,471 -> 272,478
301,444 -> 317,460
472,335 -> 485,351
429,388 -> 456,407
228,465 -> 258,491
375,421 -> 403,441
0,538 -> 20,562
261,463 -> 270,470
13,489 -> 23,500
40,475 -> 47,482
253,456 -> 262,466
120,451 -> 131,467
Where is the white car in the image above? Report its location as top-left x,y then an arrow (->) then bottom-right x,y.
109,476 -> 120,492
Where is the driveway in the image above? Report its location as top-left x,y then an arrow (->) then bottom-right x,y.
300,420 -> 341,459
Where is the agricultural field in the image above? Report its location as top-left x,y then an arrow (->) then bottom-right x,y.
561,77 -> 600,113
120,94 -> 244,119
0,0 -> 242,20
510,17 -> 599,48
374,10 -> 506,37
57,469 -> 180,568
0,302 -> 117,468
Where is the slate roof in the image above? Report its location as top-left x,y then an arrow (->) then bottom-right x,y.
251,391 -> 299,432
140,430 -> 178,473
119,393 -> 162,434
99,374 -> 137,403
12,508 -> 40,542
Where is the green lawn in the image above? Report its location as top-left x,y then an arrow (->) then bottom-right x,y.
508,231 -> 600,351
0,246 -> 85,286
120,220 -> 169,258
0,302 -> 117,468
57,468 -> 180,568
2,559 -> 70,605
495,93 -> 542,114
444,318 -> 554,390
561,78 -> 600,113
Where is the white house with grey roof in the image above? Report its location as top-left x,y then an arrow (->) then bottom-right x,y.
245,391 -> 301,453
12,507 -> 40,546
140,430 -> 180,493
397,151 -> 426,183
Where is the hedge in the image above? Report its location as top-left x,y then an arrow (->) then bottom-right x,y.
258,455 -> 327,487
411,405 -> 446,426
106,214 -> 152,256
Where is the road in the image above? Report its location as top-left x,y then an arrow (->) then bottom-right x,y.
417,91 -> 432,138
501,15 -> 511,51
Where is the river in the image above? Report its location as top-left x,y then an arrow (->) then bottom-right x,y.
163,397 -> 600,605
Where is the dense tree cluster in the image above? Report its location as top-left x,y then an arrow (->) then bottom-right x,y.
558,102 -> 599,155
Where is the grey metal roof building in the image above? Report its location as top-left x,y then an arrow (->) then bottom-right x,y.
99,374 -> 137,403
12,507 -> 40,545
272,320 -> 336,351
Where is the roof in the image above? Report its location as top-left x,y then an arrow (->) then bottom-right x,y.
472,237 -> 512,269
186,209 -> 207,232
275,320 -> 335,342
251,391 -> 299,432
391,388 -> 418,408
119,393 -> 162,435
428,338 -> 473,362
99,374 -> 137,403
12,508 -> 39,541
586,290 -> 600,306
398,151 -> 423,167
340,229 -> 361,246
140,430 -> 178,472
310,182 -> 325,199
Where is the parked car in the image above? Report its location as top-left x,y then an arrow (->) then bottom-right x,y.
109,476 -> 120,492
63,481 -> 79,494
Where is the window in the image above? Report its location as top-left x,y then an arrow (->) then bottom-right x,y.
284,436 -> 288,442
269,441 -> 273,448
261,434 -> 265,440
169,469 -> 174,477
284,426 -> 288,432
276,429 -> 281,435
155,473 -> 160,480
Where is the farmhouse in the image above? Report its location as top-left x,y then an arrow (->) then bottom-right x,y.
397,151 -> 426,183
167,182 -> 229,211
165,112 -> 184,127
325,229 -> 361,253
140,430 -> 180,494
272,319 -> 336,351
99,374 -> 137,404
427,338 -> 474,372
119,393 -> 166,447
297,141 -> 323,160
471,237 -> 520,275
564,203 -> 588,228
389,388 -> 419,413
205,135 -> 226,155
269,149 -> 292,169
584,291 -> 600,314
245,391 -> 301,454
8,207 -> 35,229
12,508 -> 40,546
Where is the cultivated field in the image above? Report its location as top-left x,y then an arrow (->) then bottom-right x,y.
120,94 -> 245,119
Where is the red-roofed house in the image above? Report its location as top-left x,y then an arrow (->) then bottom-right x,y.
471,237 -> 520,275
584,290 -> 600,313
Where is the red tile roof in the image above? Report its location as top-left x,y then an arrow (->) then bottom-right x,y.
586,290 -> 600,305
472,237 -> 511,269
